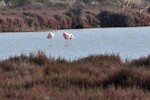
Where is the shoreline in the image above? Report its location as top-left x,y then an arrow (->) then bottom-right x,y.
0,25 -> 149,33
1,46 -> 150,62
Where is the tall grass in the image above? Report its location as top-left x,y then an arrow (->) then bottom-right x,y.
0,52 -> 150,99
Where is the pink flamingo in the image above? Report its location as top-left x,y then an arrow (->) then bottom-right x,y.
47,32 -> 55,45
63,32 -> 75,45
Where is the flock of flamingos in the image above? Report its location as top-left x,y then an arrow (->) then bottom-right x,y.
47,32 -> 75,46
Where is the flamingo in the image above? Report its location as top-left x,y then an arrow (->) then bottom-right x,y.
63,32 -> 75,46
47,32 -> 55,45
69,33 -> 75,40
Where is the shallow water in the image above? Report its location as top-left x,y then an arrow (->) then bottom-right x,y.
0,27 -> 150,61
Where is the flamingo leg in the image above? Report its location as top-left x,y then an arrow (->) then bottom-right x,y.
67,40 -> 69,46
49,39 -> 52,46
65,40 -> 70,46
69,40 -> 71,45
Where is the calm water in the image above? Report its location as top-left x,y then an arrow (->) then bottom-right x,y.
0,27 -> 150,61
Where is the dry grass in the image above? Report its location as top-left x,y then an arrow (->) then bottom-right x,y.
0,5 -> 101,32
0,1 -> 150,32
0,51 -> 150,99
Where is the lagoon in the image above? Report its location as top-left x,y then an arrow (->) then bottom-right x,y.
0,27 -> 150,61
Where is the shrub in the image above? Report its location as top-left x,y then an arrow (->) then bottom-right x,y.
1,52 -> 150,99
97,10 -> 128,27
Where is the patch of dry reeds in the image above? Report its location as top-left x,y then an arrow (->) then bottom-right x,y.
0,52 -> 150,99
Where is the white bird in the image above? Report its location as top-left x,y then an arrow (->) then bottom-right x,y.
63,32 -> 75,46
47,32 -> 55,45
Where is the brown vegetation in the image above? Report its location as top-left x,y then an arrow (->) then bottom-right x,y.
0,52 -> 150,99
0,3 -> 150,32
0,6 -> 101,32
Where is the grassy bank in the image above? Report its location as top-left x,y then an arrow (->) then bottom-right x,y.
0,52 -> 150,99
0,0 -> 150,32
